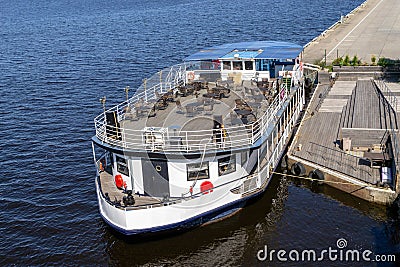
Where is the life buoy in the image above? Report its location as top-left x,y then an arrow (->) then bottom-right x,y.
200,181 -> 214,194
291,162 -> 306,176
114,174 -> 124,189
187,71 -> 195,80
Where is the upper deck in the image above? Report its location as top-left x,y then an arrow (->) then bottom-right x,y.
93,42 -> 303,153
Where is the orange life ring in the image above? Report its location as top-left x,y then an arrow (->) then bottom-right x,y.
187,71 -> 195,80
200,181 -> 214,194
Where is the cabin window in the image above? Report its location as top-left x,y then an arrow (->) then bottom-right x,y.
241,151 -> 248,167
218,155 -> 236,176
223,61 -> 231,70
116,155 -> 129,176
233,61 -> 242,70
244,61 -> 253,70
187,162 -> 209,181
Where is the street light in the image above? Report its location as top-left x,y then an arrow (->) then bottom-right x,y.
100,96 -> 106,113
124,86 -> 130,102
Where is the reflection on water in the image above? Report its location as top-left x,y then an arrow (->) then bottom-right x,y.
101,174 -> 289,266
100,172 -> 400,266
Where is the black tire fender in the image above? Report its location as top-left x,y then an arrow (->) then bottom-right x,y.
291,162 -> 306,176
309,169 -> 324,181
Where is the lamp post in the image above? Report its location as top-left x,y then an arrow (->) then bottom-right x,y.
100,96 -> 107,132
124,86 -> 130,103
143,78 -> 147,102
100,96 -> 106,113
159,70 -> 163,92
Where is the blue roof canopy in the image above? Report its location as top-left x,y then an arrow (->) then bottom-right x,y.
185,41 -> 303,61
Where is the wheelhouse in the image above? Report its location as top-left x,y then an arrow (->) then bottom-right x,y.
185,41 -> 303,82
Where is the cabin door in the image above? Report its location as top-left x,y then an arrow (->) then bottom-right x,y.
141,159 -> 170,198
269,61 -> 276,78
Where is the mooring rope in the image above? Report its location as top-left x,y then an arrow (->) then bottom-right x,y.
270,171 -> 369,187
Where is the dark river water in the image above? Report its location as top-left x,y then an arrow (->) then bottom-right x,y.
1,0 -> 399,266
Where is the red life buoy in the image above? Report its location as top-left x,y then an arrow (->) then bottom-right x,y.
114,174 -> 124,189
200,181 -> 214,194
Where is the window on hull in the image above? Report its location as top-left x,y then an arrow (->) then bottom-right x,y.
218,155 -> 236,176
187,162 -> 209,181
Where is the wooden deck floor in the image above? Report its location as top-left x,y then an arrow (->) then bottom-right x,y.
290,79 -> 398,185
99,170 -> 161,207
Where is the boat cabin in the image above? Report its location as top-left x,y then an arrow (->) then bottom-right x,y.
184,41 -> 303,83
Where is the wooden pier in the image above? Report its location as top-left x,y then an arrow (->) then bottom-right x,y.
287,0 -> 400,204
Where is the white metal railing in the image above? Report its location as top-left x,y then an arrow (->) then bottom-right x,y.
94,63 -> 298,152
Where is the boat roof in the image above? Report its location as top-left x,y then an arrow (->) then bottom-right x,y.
184,41 -> 303,61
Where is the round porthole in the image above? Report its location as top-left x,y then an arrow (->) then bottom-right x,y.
155,165 -> 162,172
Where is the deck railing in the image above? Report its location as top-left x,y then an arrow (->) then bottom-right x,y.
94,63 -> 296,152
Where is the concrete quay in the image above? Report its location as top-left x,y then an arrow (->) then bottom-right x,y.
303,0 -> 400,65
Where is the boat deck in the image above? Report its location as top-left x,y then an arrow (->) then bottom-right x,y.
290,79 -> 397,185
121,80 -> 272,131
99,170 -> 161,208
108,79 -> 281,151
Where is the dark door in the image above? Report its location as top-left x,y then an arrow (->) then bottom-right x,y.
141,159 -> 170,198
105,111 -> 121,140
269,61 -> 276,78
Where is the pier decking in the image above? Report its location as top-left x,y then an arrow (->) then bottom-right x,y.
287,0 -> 400,204
290,79 -> 396,185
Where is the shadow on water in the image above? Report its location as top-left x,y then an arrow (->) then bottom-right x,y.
100,173 -> 290,266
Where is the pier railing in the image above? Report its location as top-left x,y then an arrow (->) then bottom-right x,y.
94,63 -> 299,152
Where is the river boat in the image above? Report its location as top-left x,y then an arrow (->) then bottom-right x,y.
91,41 -> 305,236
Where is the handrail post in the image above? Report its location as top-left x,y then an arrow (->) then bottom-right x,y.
186,131 -> 189,152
